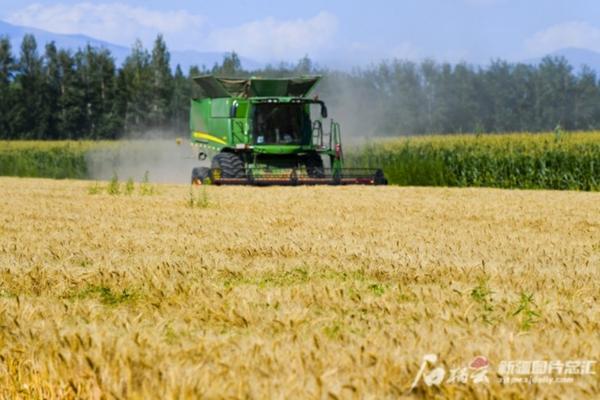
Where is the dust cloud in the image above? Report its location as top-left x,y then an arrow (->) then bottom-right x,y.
85,132 -> 207,184
316,74 -> 387,147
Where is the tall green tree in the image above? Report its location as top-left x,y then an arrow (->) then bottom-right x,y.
43,42 -> 62,138
573,66 -> 600,130
75,45 -> 119,138
56,49 -> 87,138
13,34 -> 47,138
419,59 -> 439,133
510,63 -> 537,132
214,52 -> 242,76
149,34 -> 173,129
386,60 -> 426,134
118,39 -> 152,133
171,64 -> 191,133
0,36 -> 15,138
535,56 -> 576,130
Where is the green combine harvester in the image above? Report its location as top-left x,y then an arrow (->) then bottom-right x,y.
189,75 -> 387,185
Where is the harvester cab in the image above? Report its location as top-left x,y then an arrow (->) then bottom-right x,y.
189,75 -> 386,185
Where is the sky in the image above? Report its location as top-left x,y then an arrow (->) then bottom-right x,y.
1,0 -> 600,67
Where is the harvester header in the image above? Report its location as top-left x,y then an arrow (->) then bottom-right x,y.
189,75 -> 386,186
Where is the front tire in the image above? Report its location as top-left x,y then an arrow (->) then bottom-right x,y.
191,167 -> 211,184
211,152 -> 245,178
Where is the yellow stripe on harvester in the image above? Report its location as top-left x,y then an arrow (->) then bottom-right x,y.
193,131 -> 227,145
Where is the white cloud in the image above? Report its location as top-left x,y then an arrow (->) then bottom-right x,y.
206,12 -> 338,61
525,21 -> 600,56
7,2 -> 206,49
6,3 -> 339,62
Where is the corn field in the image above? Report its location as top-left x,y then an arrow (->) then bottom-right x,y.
346,131 -> 600,190
0,178 -> 598,398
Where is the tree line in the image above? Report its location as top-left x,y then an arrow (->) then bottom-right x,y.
327,58 -> 600,136
1,33 -> 600,139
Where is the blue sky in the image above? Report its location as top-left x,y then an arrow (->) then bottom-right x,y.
1,0 -> 599,66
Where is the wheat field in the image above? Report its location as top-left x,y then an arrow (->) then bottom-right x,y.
0,177 -> 598,399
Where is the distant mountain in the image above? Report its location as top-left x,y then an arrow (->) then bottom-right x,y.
0,19 -> 261,72
525,47 -> 600,73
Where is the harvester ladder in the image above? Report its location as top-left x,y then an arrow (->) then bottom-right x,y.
330,121 -> 343,160
330,120 -> 344,173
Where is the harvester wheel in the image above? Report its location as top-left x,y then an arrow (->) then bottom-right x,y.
211,152 -> 245,178
304,153 -> 325,178
191,167 -> 211,185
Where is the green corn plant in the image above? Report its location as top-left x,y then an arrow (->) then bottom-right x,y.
107,172 -> 120,195
139,171 -> 155,196
513,292 -> 540,331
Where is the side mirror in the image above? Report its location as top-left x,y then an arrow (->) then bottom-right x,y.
321,104 -> 328,119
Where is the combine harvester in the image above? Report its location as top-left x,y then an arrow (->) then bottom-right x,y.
189,75 -> 386,185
